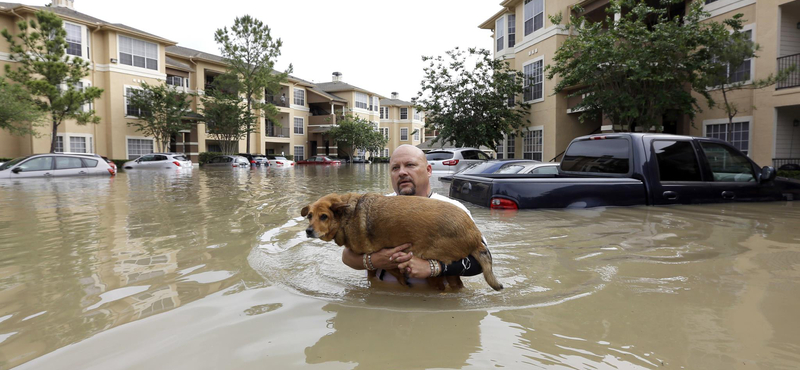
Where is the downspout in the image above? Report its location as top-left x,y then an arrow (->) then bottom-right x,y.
188,55 -> 201,157
90,23 -> 102,155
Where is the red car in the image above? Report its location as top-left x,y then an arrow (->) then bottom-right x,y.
296,156 -> 342,165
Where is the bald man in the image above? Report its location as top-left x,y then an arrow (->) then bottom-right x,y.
341,145 -> 487,282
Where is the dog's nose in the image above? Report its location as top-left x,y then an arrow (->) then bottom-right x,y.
306,227 -> 315,238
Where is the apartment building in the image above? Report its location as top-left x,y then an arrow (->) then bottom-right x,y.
481,0 -> 800,167
378,93 -> 426,157
0,1 -> 424,163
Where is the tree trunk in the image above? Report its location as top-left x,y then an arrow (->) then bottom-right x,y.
50,116 -> 58,153
245,97 -> 251,154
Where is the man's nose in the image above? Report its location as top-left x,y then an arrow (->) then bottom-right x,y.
306,227 -> 315,238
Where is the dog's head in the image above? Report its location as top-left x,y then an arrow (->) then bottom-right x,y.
301,193 -> 352,243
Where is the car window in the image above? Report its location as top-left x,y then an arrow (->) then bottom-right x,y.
700,142 -> 755,182
477,151 -> 491,160
153,155 -> 168,161
426,151 -> 454,160
653,140 -> 702,182
139,155 -> 155,162
82,158 -> 99,168
316,157 -> 325,162
276,157 -> 287,161
529,166 -> 559,174
173,155 -> 188,161
460,150 -> 479,160
225,157 -> 233,163
19,157 -> 53,171
460,162 -> 492,174
495,164 -> 526,174
561,138 -> 630,174
0,156 -> 29,171
55,157 -> 84,170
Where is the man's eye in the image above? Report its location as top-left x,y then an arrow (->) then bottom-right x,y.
320,214 -> 328,221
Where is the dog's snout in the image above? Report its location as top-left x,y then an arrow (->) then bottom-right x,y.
305,227 -> 315,238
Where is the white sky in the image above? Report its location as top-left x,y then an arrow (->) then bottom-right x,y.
24,0 -> 499,100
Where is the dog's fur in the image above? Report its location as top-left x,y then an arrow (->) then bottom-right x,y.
301,192 -> 503,291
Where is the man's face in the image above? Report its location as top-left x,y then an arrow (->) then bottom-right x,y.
390,148 -> 432,196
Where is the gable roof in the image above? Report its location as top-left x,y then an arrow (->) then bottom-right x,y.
316,81 -> 385,99
380,98 -> 415,107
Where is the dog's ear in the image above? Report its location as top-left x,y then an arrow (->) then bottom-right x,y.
301,205 -> 310,217
330,202 -> 350,215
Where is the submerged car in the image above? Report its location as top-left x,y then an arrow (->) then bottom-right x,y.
439,160 -> 559,182
250,154 -> 271,167
123,153 -> 192,170
0,153 -> 115,178
202,155 -> 250,168
296,156 -> 342,165
266,155 -> 295,168
426,148 -> 491,174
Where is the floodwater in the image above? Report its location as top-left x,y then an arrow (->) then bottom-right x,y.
0,164 -> 799,369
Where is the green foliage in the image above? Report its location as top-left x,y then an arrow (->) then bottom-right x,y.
282,154 -> 293,160
111,159 -> 127,168
215,15 -> 292,152
2,10 -> 103,152
0,80 -> 46,136
778,170 -> 800,180
371,156 -> 390,163
199,152 -> 223,165
326,114 -> 388,161
416,47 -> 530,151
546,0 -> 734,132
199,88 -> 256,155
0,157 -> 12,162
127,82 -> 194,152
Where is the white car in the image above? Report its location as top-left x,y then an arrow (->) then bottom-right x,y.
123,153 -> 193,170
426,148 -> 491,174
0,153 -> 115,178
266,155 -> 295,168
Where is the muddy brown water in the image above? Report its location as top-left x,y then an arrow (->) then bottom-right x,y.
0,164 -> 799,369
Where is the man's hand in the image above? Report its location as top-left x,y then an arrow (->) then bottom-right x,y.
397,256 -> 433,278
370,243 -> 412,269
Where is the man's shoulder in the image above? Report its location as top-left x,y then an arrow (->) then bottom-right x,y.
430,193 -> 471,216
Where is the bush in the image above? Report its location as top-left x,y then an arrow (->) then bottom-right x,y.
778,170 -> 800,180
283,154 -> 293,160
200,152 -> 223,165
112,159 -> 127,168
0,157 -> 12,162
371,157 -> 389,163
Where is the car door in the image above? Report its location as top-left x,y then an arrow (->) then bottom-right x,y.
54,156 -> 88,176
12,156 -> 55,178
649,139 -> 715,205
136,154 -> 155,168
696,141 -> 770,202
151,154 -> 170,168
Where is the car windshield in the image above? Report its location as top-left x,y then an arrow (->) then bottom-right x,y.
460,162 -> 496,174
426,152 -> 454,160
275,157 -> 287,160
0,156 -> 29,171
495,164 -> 528,174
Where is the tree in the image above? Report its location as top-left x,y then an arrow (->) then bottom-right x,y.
327,114 -> 388,162
546,0 -> 734,133
127,82 -> 194,153
215,15 -> 292,153
701,14 -> 796,138
416,47 -> 530,151
2,10 -> 102,152
0,80 -> 46,136
199,87 -> 256,155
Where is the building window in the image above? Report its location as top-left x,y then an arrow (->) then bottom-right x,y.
507,135 -> 516,159
294,145 -> 305,161
705,121 -> 750,155
496,17 -> 505,52
383,149 -> 389,157
372,96 -> 379,112
76,81 -> 92,112
127,138 -> 154,159
380,127 -> 389,139
401,128 -> 409,141
125,87 -> 142,117
413,129 -> 420,142
728,30 -> 753,84
413,109 -> 420,120
523,129 -> 543,160
508,14 -> 516,48
496,138 -> 504,159
119,35 -> 158,70
166,75 -> 184,87
55,136 -> 64,152
294,117 -> 304,135
355,92 -> 368,109
380,106 -> 389,119
524,0 -> 544,36
69,136 -> 91,153
294,88 -> 305,106
65,23 -> 82,57
524,59 -> 544,102
400,108 -> 408,120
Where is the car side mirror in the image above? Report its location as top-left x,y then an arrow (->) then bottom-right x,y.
11,167 -> 22,174
760,166 -> 776,183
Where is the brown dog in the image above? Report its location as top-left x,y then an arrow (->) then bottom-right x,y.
301,192 -> 503,291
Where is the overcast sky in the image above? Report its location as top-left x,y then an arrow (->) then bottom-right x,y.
25,0 -> 499,100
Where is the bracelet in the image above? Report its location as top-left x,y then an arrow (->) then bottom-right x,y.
428,259 -> 435,277
366,253 -> 376,271
363,253 -> 369,270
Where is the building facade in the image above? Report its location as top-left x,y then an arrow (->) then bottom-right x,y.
481,0 -> 800,167
0,1 -> 424,163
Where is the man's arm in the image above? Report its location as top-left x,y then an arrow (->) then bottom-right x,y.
341,244 -> 412,270
396,254 -> 484,278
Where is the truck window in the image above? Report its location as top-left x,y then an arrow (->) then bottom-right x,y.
561,138 -> 629,174
653,141 -> 701,181
699,142 -> 755,182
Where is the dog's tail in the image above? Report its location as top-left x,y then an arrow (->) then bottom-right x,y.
472,245 -> 503,291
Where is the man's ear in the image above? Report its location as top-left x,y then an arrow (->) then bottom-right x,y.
301,205 -> 309,217
330,203 -> 350,215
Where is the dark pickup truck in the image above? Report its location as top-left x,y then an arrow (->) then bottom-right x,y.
450,133 -> 800,210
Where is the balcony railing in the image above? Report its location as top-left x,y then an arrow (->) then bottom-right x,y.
265,95 -> 289,108
266,126 -> 290,138
777,54 -> 800,90
773,158 -> 800,169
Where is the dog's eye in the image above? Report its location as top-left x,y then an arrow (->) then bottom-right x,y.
320,214 -> 328,221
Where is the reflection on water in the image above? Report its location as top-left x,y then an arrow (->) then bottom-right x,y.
1,166 -> 800,369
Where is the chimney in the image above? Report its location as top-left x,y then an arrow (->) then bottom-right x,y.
391,92 -> 398,99
332,72 -> 342,82
52,0 -> 75,9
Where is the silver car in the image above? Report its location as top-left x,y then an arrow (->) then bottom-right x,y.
123,153 -> 193,170
202,155 -> 251,168
426,148 -> 491,174
0,153 -> 115,179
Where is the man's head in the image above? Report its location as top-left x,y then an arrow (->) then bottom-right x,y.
390,144 -> 432,197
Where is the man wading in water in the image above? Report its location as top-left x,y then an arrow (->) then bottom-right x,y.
341,145 -> 489,283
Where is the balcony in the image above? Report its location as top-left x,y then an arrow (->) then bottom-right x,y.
266,95 -> 289,108
777,54 -> 800,90
266,125 -> 290,138
773,158 -> 800,169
